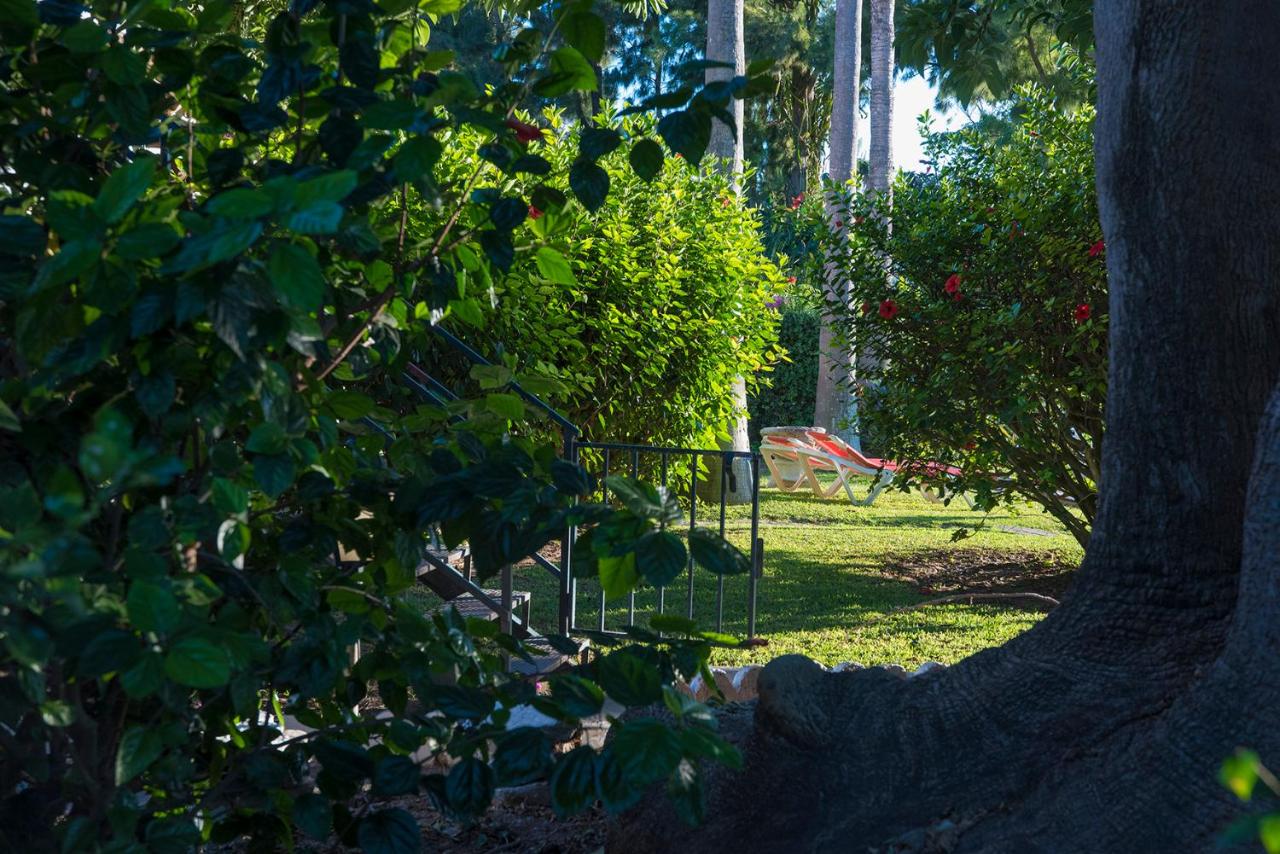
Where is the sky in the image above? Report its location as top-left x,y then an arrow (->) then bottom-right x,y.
883,74 -> 968,172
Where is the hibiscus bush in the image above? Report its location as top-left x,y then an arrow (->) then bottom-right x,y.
0,0 -> 768,849
418,110 -> 785,452
827,88 -> 1106,545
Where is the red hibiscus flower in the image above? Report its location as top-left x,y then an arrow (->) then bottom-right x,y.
1074,303 -> 1091,323
786,276 -> 797,284
528,205 -> 544,220
504,117 -> 543,144
879,299 -> 899,319
944,273 -> 961,295
722,197 -> 732,207
964,441 -> 977,451
1088,239 -> 1105,258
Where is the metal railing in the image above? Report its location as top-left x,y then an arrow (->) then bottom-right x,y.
418,324 -> 764,642
571,441 -> 764,639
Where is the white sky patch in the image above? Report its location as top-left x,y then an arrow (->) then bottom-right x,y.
884,74 -> 968,173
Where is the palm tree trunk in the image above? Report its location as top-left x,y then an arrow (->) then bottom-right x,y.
704,0 -> 752,504
813,0 -> 862,441
868,0 -> 894,199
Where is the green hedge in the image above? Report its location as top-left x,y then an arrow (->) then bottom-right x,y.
748,306 -> 820,443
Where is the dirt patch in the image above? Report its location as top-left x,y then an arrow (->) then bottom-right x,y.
882,548 -> 1078,608
399,793 -> 607,854
218,791 -> 607,853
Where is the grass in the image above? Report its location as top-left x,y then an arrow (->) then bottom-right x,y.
415,475 -> 1085,670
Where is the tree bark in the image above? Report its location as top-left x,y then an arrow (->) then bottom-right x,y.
867,0 -> 894,199
703,0 -> 752,504
813,0 -> 862,441
611,0 -> 1280,849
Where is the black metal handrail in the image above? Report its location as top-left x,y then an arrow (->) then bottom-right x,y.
412,323 -> 765,642
574,441 -> 763,639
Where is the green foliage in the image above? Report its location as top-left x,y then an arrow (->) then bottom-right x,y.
898,0 -> 1094,108
748,307 -> 820,442
827,86 -> 1104,546
0,0 -> 763,849
1221,750 -> 1280,853
441,111 -> 785,450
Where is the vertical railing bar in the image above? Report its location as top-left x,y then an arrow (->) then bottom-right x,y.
599,448 -> 610,632
501,563 -> 513,669
658,451 -> 669,620
687,452 -> 698,620
748,453 -> 761,640
717,453 -> 728,632
627,448 -> 639,626
561,430 -> 576,635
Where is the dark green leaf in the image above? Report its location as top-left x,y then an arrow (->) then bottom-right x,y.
609,718 -> 682,785
628,139 -> 664,181
549,745 -> 598,817
116,222 -> 180,260
373,755 -> 420,796
31,240 -> 99,293
356,808 -> 419,854
489,196 -> 528,231
688,527 -> 751,574
136,371 -> 176,418
598,552 -> 638,600
536,47 -> 597,97
550,459 -> 592,495
269,243 -> 326,311
393,136 -> 442,182
293,794 -> 333,839
445,757 -> 494,817
126,580 -> 180,634
569,159 -> 609,213
492,727 -> 552,786
254,453 -> 296,498
163,637 -> 231,688
550,674 -> 604,718
657,110 -> 712,164
579,127 -> 621,160
115,726 -> 163,785
635,530 -> 686,587
562,11 -> 605,63
596,646 -> 662,706
79,629 -> 140,678
94,156 -> 156,224
0,215 -> 44,255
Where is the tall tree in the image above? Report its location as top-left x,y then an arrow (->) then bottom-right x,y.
706,0 -> 754,502
813,0 -> 862,437
613,0 -> 1280,849
867,0 -> 894,198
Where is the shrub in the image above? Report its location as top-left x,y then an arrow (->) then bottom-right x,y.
0,1 -> 766,849
829,87 -> 1105,545
423,112 -> 785,451
748,306 -> 820,442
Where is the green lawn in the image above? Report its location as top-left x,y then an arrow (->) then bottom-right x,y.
421,476 -> 1084,670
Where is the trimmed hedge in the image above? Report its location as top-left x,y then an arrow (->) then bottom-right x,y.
748,306 -> 820,443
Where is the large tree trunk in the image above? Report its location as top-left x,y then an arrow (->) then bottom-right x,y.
813,0 -> 862,441
703,0 -> 752,504
612,1 -> 1280,849
867,0 -> 894,198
